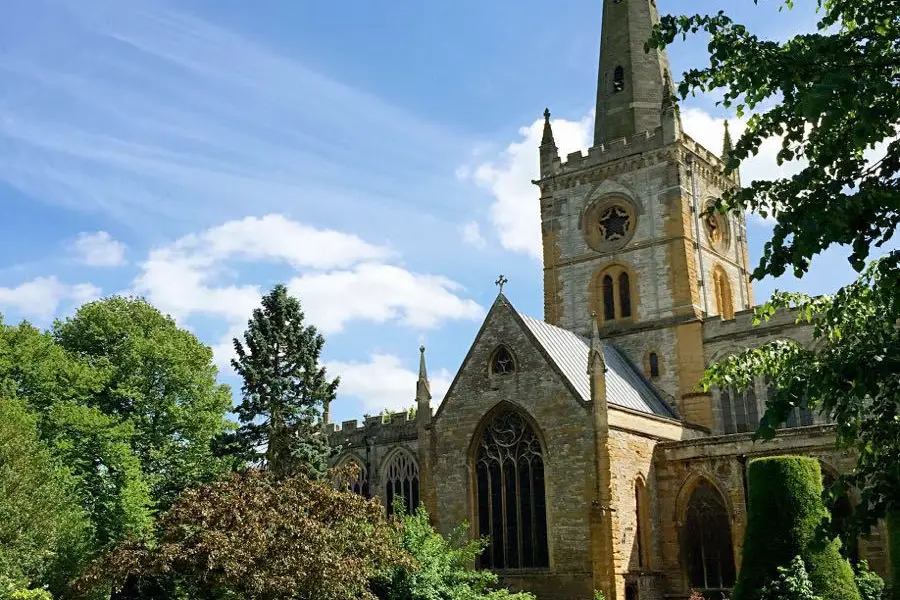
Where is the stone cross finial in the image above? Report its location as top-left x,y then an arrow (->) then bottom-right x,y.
495,274 -> 508,293
543,108 -> 551,121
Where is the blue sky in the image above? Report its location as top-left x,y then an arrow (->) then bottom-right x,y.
0,0 -> 873,423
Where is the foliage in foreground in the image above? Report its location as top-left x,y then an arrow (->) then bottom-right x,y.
650,0 -> 900,531
372,504 -> 534,600
0,397 -> 90,594
733,457 -> 859,600
759,556 -> 822,600
854,560 -> 886,600
229,284 -> 337,477
78,468 -> 406,600
700,258 -> 900,529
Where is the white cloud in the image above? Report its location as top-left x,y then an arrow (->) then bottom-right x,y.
70,231 -> 127,267
325,353 -> 452,412
133,214 -> 484,368
0,276 -> 101,321
460,221 -> 487,249
459,114 -> 593,260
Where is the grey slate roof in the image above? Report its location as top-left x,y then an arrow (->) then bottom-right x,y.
518,314 -> 677,419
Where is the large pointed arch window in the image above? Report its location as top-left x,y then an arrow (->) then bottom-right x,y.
384,449 -> 420,516
475,407 -> 549,570
683,480 -> 736,590
720,386 -> 759,434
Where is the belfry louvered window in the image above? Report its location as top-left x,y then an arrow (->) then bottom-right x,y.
475,408 -> 549,570
614,66 -> 625,92
384,449 -> 420,516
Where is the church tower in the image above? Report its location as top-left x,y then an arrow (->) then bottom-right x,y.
536,0 -> 753,427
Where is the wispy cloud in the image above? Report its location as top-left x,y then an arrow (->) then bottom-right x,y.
0,276 -> 101,321
0,0 -> 470,234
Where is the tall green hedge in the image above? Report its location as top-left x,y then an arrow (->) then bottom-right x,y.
889,510 -> 899,600
733,456 -> 860,600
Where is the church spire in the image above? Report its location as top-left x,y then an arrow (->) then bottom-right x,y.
593,0 -> 676,146
722,120 -> 734,157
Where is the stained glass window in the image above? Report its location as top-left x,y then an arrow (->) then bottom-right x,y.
475,408 -> 548,569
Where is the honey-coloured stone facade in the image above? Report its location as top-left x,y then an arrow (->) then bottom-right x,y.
328,1 -> 894,597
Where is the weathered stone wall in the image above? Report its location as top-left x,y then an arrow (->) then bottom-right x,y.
431,299 -> 597,600
654,426 -> 892,598
328,413 -> 420,511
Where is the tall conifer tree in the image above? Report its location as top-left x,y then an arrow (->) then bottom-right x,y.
231,284 -> 338,477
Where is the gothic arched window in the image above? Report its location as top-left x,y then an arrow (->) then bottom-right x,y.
603,275 -> 616,321
619,272 -> 632,318
475,408 -> 549,570
767,387 -> 816,429
683,480 -> 736,589
384,449 -> 420,516
336,457 -> 369,498
490,346 -> 516,375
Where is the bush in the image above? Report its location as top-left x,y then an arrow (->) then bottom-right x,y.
760,556 -> 822,600
732,456 -> 860,600
889,511 -> 900,600
854,560 -> 885,600
372,504 -> 535,600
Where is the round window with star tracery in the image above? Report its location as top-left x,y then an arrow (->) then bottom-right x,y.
583,196 -> 637,252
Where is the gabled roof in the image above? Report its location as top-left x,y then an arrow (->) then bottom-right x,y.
518,313 -> 677,419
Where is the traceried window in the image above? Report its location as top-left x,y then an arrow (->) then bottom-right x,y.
384,449 -> 420,516
475,408 -> 549,570
720,386 -> 759,434
684,480 -> 736,590
595,265 -> 635,323
336,457 -> 369,498
490,346 -> 516,375
599,205 -> 632,241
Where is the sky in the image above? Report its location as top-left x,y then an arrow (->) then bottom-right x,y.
0,0 -> 877,424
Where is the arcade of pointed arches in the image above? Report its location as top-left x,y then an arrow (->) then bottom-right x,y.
335,447 -> 420,515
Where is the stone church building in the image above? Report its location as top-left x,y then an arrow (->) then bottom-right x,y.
328,1 -> 894,598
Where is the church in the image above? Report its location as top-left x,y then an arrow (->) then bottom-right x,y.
327,1 -> 894,598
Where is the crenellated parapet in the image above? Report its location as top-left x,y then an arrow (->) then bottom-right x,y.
327,410 -> 419,451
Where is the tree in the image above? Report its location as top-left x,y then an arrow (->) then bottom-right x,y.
0,396 -> 91,594
0,320 -> 152,556
648,0 -> 900,280
733,457 -> 859,600
52,297 -> 236,507
231,284 -> 338,477
372,504 -> 535,600
648,0 -> 900,526
759,556 -> 822,600
78,468 -> 407,600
